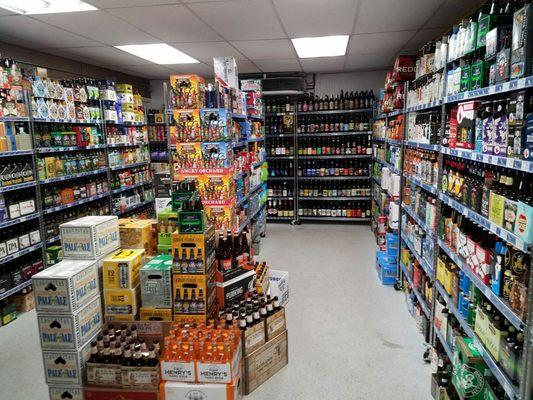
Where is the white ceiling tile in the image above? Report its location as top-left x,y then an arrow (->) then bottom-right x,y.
344,53 -> 395,71
347,31 -> 415,55
86,0 -> 181,8
231,39 -> 295,60
235,60 -> 261,74
119,64 -> 173,79
273,0 -> 358,37
354,0 -> 442,34
300,56 -> 346,73
107,5 -> 221,42
169,42 -> 247,64
254,59 -> 301,73
0,15 -> 101,48
46,46 -> 154,67
167,63 -> 214,77
188,0 -> 285,40
401,28 -> 447,52
424,0 -> 480,29
32,11 -> 159,46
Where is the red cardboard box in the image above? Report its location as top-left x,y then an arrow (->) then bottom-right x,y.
84,387 -> 159,400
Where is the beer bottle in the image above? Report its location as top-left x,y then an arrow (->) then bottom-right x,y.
88,341 -> 99,363
113,343 -> 123,365
147,346 -> 159,367
131,325 -> 138,341
108,324 -> 115,337
133,344 -> 145,366
188,249 -> 196,273
259,299 -> 268,320
139,338 -> 148,352
153,339 -> 161,356
197,288 -> 205,313
239,314 -> 247,331
122,345 -> 134,366
101,342 -> 112,364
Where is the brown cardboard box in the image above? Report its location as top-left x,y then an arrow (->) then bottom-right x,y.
266,308 -> 286,341
242,320 -> 265,355
12,290 -> 34,312
140,307 -> 173,321
122,365 -> 160,390
120,219 -> 156,256
171,225 -> 216,275
172,268 -> 216,320
243,329 -> 288,395
87,363 -> 122,387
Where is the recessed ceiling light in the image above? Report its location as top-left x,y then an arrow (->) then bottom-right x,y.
0,0 -> 97,14
115,44 -> 200,65
291,35 -> 349,58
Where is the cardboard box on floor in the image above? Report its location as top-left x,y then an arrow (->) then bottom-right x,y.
84,386 -> 159,400
49,386 -> 84,400
160,368 -> 242,400
243,329 -> 288,395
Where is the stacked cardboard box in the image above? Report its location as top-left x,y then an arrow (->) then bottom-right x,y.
140,254 -> 173,321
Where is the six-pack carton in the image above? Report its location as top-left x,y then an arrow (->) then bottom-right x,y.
103,249 -> 146,290
140,254 -> 173,308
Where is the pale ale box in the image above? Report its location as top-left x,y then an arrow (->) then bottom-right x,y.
60,216 -> 120,259
37,295 -> 102,350
33,259 -> 99,314
49,386 -> 84,400
160,368 -> 242,400
42,333 -> 95,386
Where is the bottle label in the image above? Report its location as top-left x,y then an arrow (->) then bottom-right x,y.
197,361 -> 231,383
161,361 -> 195,382
221,258 -> 233,271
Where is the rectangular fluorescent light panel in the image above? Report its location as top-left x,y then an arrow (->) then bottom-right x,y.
0,0 -> 97,14
291,35 -> 349,58
115,44 -> 200,65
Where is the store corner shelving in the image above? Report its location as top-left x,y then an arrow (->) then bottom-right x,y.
265,93 -> 373,224
372,71 -> 533,399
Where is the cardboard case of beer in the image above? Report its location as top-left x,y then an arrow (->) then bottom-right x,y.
33,259 -> 99,314
215,268 -> 255,310
160,369 -> 242,400
37,295 -> 102,350
60,216 -> 120,259
104,286 -> 141,316
84,386 -> 159,400
268,269 -> 289,306
103,249 -> 145,290
140,254 -> 173,308
42,332 -> 96,386
49,386 -> 85,400
120,219 -> 156,256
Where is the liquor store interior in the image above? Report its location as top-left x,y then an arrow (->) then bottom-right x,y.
0,0 -> 532,399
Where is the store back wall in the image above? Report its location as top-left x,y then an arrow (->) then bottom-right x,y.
148,70 -> 387,111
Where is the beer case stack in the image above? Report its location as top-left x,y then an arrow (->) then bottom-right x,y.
171,224 -> 217,324
32,215 -> 120,400
140,254 -> 173,321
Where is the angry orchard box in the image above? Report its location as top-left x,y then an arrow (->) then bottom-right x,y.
60,216 -> 120,259
37,295 -> 102,350
33,259 -> 99,314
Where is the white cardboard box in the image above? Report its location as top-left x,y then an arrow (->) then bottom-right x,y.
48,386 -> 84,400
267,269 -> 289,307
33,259 -> 99,314
37,295 -> 103,350
160,369 -> 242,400
60,216 -> 120,259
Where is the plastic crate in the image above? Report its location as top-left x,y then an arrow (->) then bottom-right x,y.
386,232 -> 399,256
376,254 -> 397,285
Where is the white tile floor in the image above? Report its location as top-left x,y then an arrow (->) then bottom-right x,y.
0,223 -> 431,399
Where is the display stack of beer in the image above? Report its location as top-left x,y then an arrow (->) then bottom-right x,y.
139,254 -> 173,321
159,321 -> 242,397
32,215 -> 120,400
85,323 -> 160,390
171,218 -> 217,324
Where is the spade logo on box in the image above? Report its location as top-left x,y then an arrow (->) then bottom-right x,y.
185,390 -> 207,400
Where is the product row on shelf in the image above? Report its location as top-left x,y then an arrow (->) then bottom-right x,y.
372,2 -> 533,399
265,93 -> 374,223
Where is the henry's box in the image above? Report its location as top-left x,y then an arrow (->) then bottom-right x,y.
60,216 -> 120,259
33,259 -> 99,313
160,370 -> 242,400
38,295 -> 102,350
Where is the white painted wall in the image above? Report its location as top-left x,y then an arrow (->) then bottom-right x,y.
148,70 -> 388,107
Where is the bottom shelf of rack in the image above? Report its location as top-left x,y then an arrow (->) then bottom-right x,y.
299,217 -> 370,221
267,216 -> 293,221
0,280 -> 32,301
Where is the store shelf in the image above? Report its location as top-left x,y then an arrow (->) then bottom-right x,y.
406,99 -> 443,113
111,181 -> 152,195
0,150 -> 34,157
40,168 -> 108,184
267,216 -> 293,220
401,234 -> 433,276
372,176 -> 381,186
434,326 -> 453,360
298,108 -> 373,115
438,239 -> 524,330
247,114 -> 263,120
399,261 -> 431,318
297,131 -> 372,137
233,139 -> 248,148
237,182 -> 264,206
403,141 -> 440,152
268,196 -> 294,200
106,121 -> 145,126
247,137 -> 264,143
266,133 -> 292,137
36,144 -> 106,153
387,109 -> 403,118
110,161 -> 149,171
298,154 -> 371,159
266,155 -> 294,159
300,196 -> 371,201
298,175 -> 369,180
0,116 -> 30,122
265,112 -> 293,116
46,235 -> 60,244
439,192 -> 529,252
401,203 -> 435,238
441,147 -> 533,173
107,142 -> 146,148
0,243 -> 43,266
0,213 -> 40,229
0,280 -> 33,301
404,173 -> 439,196
115,199 -> 154,216
385,138 -> 402,146
33,118 -> 102,124
0,181 -> 37,193
444,75 -> 533,104
384,162 -> 402,176
43,192 -> 110,214
434,281 -> 518,399
231,112 -> 247,120
373,137 -> 385,143
251,160 -> 266,168
267,176 -> 293,180
300,216 -> 371,221
238,203 -> 266,233
149,140 -> 168,145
